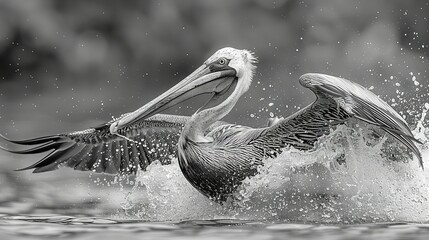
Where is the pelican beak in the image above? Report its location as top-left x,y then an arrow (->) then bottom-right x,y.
110,64 -> 236,134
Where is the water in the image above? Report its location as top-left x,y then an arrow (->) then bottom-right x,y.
1,104 -> 428,239
2,215 -> 429,240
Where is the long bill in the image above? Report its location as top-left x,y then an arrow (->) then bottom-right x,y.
109,64 -> 236,134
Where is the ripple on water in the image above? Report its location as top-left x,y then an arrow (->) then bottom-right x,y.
1,215 -> 429,239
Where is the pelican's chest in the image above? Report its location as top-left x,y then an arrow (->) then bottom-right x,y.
176,135 -> 262,202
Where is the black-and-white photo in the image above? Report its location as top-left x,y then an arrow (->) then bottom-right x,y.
0,0 -> 428,239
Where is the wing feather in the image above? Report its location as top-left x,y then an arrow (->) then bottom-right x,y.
252,73 -> 423,168
0,114 -> 189,174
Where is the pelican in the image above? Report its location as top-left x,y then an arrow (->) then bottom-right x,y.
1,47 -> 423,202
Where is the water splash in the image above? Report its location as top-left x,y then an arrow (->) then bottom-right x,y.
116,106 -> 429,223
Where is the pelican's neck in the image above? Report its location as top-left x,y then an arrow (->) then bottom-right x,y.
182,80 -> 248,143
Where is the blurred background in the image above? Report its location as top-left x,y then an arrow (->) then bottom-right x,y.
0,0 -> 428,214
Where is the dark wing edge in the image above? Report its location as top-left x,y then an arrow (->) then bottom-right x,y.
252,73 -> 423,168
0,114 -> 189,174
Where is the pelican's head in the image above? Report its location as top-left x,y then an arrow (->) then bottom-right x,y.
205,47 -> 257,93
110,47 -> 257,134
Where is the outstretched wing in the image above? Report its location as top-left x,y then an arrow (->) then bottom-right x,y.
1,114 -> 191,174
251,73 -> 423,168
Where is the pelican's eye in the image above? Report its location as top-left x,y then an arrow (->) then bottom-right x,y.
218,58 -> 227,65
209,57 -> 231,72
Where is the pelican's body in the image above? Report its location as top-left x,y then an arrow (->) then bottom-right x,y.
1,47 -> 423,202
178,125 -> 264,201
